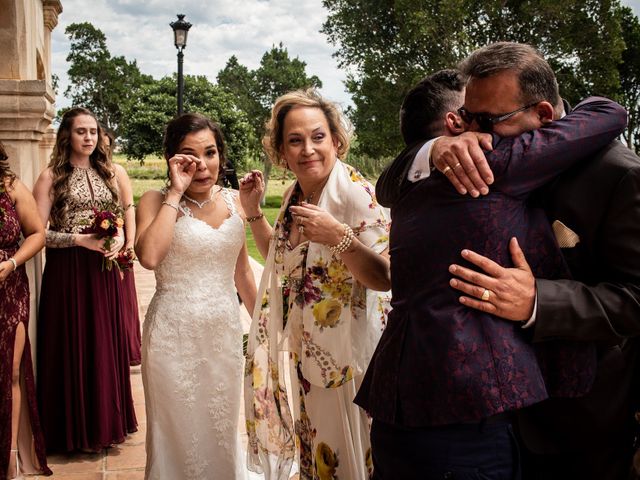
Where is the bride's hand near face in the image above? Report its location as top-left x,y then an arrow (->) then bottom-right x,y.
167,154 -> 199,195
239,170 -> 265,216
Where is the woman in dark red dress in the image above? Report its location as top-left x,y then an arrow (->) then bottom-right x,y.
102,129 -> 141,366
0,141 -> 50,478
33,108 -> 137,453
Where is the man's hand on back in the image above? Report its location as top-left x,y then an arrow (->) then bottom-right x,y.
431,132 -> 495,197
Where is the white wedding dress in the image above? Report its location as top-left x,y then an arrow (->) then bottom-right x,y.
142,188 -> 247,480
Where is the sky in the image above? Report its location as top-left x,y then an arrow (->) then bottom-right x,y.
51,0 -> 640,112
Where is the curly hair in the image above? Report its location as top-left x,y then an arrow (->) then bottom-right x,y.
0,141 -> 16,189
49,108 -> 118,227
263,89 -> 352,167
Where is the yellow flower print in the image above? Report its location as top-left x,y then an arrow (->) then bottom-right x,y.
315,442 -> 339,480
312,298 -> 343,329
252,364 -> 264,388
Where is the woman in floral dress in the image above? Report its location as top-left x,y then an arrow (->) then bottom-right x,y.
0,141 -> 49,479
240,89 -> 391,480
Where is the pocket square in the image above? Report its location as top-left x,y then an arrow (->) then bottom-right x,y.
552,220 -> 580,248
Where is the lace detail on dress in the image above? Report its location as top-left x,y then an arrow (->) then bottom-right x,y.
142,185 -> 247,479
52,167 -> 116,233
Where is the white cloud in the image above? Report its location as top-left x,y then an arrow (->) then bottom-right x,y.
51,0 -> 350,110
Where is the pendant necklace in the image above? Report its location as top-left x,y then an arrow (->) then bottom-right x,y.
183,187 -> 218,209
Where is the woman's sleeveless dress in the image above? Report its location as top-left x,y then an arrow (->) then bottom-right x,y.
0,189 -> 51,476
37,166 -> 137,452
142,188 -> 247,480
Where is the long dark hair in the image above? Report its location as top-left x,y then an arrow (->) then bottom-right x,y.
49,107 -> 119,227
0,141 -> 16,189
163,113 -> 227,184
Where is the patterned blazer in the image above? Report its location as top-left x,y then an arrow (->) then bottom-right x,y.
355,97 -> 627,427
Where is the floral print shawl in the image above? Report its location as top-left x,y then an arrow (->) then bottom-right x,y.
244,160 -> 391,479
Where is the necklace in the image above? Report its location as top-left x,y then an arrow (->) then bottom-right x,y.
182,187 -> 218,209
301,176 -> 330,204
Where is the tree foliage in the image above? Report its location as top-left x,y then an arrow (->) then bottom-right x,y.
618,6 -> 640,152
217,44 -> 322,159
119,75 -> 254,167
322,0 -> 633,156
64,22 -> 150,135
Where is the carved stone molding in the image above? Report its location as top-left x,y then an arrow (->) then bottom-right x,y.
42,0 -> 63,32
0,79 -> 55,141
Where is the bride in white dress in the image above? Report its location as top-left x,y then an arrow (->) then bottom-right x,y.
135,113 -> 257,480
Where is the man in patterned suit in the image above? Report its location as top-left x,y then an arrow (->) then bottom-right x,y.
356,43 -> 629,479
435,43 -> 640,479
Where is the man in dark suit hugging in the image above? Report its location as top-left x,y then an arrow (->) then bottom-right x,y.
437,43 -> 640,480
356,43 -> 630,479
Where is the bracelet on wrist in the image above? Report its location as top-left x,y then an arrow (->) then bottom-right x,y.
329,224 -> 355,256
162,200 -> 180,213
8,257 -> 17,271
246,212 -> 264,223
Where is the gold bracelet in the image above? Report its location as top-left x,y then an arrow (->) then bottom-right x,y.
162,200 -> 180,212
246,212 -> 264,223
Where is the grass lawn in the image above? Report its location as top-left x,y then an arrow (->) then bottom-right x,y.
119,154 -> 294,263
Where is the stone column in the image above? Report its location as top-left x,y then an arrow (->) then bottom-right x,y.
0,0 -> 62,359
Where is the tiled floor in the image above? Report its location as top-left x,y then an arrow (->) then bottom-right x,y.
31,260 -> 281,479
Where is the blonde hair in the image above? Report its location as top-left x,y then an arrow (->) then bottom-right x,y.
262,89 -> 352,167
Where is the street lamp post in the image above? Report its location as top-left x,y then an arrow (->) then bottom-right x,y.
170,14 -> 192,116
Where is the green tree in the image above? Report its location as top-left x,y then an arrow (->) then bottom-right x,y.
217,44 -> 322,160
119,75 -> 254,169
64,22 -> 151,135
618,6 -> 640,152
322,0 -> 628,156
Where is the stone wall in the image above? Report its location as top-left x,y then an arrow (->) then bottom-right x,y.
0,0 -> 62,358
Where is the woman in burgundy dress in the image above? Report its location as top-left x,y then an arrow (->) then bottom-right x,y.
33,108 -> 137,453
102,129 -> 141,366
0,141 -> 50,478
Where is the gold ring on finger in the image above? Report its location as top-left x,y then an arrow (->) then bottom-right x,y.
481,289 -> 491,301
442,166 -> 452,175
453,163 -> 462,170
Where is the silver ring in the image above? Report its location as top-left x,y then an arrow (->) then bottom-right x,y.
442,166 -> 452,175
481,289 -> 490,301
298,225 -> 304,234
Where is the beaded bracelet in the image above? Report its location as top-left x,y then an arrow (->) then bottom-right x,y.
162,200 -> 180,212
329,224 -> 355,255
246,212 -> 265,223
8,257 -> 17,271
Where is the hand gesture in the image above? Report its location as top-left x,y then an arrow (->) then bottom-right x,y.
239,170 -> 265,216
448,237 -> 536,321
167,154 -> 199,195
0,260 -> 14,282
75,233 -> 107,254
103,227 -> 125,260
289,203 -> 344,246
432,132 -> 494,197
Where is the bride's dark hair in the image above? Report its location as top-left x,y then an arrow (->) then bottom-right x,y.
162,113 -> 227,183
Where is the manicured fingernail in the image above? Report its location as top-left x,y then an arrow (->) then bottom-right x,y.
449,279 -> 457,287
461,250 -> 469,257
471,189 -> 479,197
449,265 -> 457,273
480,187 -> 489,195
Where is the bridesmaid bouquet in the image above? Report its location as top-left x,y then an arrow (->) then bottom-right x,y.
82,203 -> 124,271
115,247 -> 136,271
